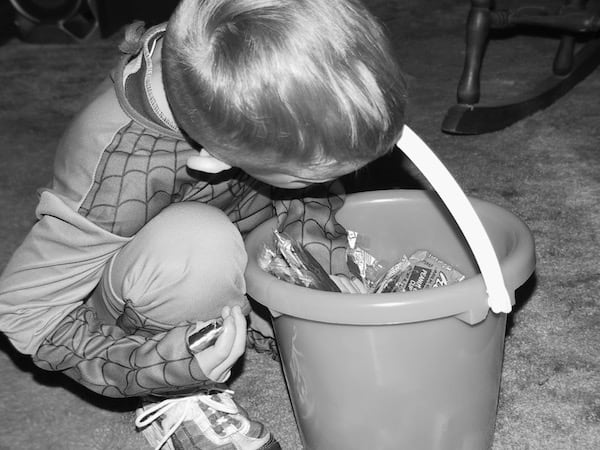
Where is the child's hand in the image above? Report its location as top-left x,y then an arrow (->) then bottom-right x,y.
191,305 -> 246,383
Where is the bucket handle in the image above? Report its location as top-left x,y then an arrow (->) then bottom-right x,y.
396,126 -> 512,313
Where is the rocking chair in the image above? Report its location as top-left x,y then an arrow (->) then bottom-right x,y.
442,0 -> 600,135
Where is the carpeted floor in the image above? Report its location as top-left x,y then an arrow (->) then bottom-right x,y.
1,0 -> 600,449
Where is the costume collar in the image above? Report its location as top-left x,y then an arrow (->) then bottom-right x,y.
114,23 -> 182,139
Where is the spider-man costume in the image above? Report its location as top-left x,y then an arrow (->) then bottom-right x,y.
0,24 -> 347,398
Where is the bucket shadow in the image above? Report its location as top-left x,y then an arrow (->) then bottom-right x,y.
505,272 -> 538,337
342,149 -> 426,193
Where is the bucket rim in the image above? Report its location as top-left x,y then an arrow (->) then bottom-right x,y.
244,190 -> 535,325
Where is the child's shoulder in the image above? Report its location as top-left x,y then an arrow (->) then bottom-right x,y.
56,23 -> 184,162
52,49 -> 195,216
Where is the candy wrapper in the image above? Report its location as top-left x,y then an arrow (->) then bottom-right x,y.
346,230 -> 465,294
345,230 -> 389,289
258,230 -> 341,292
259,229 -> 465,295
375,250 -> 465,293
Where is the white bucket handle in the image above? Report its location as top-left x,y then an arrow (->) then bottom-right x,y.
396,126 -> 512,313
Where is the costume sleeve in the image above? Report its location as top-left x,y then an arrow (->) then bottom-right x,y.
274,180 -> 349,276
32,302 -> 211,398
0,191 -> 129,354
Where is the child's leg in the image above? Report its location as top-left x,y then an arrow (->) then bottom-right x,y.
89,202 -> 250,330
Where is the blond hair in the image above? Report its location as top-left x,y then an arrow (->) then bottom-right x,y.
163,0 -> 407,171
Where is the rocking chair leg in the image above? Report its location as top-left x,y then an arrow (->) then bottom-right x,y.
442,0 -> 600,135
457,0 -> 493,104
553,0 -> 587,75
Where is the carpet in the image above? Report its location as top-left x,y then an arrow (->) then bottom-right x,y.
1,0 -> 599,449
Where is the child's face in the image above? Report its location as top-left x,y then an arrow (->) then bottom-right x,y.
186,149 -> 360,189
238,167 -> 337,189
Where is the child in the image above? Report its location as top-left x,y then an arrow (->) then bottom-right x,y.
0,0 -> 407,448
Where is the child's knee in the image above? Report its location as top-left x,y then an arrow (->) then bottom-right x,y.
106,203 -> 249,324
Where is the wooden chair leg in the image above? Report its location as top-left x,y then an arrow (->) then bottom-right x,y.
457,0 -> 493,105
553,0 -> 587,75
442,0 -> 600,135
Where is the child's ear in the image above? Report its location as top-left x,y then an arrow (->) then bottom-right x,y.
186,149 -> 232,173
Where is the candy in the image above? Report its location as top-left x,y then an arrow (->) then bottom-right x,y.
260,229 -> 465,295
187,318 -> 224,352
258,230 -> 341,292
375,250 -> 465,293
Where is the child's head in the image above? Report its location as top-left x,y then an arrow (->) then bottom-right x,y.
163,0 -> 407,186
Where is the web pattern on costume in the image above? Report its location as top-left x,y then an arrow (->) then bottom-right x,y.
275,181 -> 350,276
79,121 -> 273,238
33,181 -> 347,397
33,302 -> 214,398
34,122 -> 276,396
35,121 -> 348,396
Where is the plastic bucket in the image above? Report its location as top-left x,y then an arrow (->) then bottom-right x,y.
244,189 -> 535,450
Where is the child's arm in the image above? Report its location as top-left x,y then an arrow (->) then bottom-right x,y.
0,191 -> 127,354
0,192 -> 224,397
33,304 -> 245,397
274,180 -> 349,277
33,305 -> 246,397
33,303 -> 213,397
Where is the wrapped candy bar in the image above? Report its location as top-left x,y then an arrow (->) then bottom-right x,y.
345,230 -> 465,294
258,230 -> 341,292
345,230 -> 389,290
375,250 -> 465,293
372,255 -> 411,293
